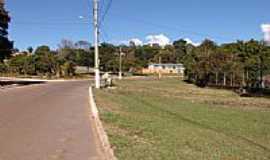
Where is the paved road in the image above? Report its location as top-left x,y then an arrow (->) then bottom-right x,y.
0,81 -> 103,160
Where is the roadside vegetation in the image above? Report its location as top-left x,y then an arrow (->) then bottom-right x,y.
95,77 -> 270,160
1,43 -> 93,78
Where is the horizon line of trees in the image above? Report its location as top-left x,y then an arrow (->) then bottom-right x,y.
182,39 -> 270,88
0,40 -> 94,78
1,38 -> 270,89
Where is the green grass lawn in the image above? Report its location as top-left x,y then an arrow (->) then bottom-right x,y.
95,77 -> 270,160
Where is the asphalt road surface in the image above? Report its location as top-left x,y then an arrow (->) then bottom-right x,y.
0,81 -> 103,160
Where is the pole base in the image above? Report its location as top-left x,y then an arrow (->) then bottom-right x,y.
95,69 -> 100,89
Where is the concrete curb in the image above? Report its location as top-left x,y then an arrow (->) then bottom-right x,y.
89,87 -> 117,160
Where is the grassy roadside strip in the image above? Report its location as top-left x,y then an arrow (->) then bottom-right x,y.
95,77 -> 270,160
89,87 -> 117,160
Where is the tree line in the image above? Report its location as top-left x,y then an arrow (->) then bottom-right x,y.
0,40 -> 93,78
182,39 -> 270,88
1,38 -> 270,89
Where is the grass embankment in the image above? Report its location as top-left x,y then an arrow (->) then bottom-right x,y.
95,77 -> 270,160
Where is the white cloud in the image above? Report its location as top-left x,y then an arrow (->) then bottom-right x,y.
261,24 -> 270,32
146,34 -> 171,47
184,38 -> 200,46
129,38 -> 143,46
261,24 -> 270,43
78,16 -> 84,19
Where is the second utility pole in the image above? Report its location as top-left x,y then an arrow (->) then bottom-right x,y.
119,47 -> 123,80
93,0 -> 100,88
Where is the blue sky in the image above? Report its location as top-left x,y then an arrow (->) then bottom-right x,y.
6,0 -> 270,50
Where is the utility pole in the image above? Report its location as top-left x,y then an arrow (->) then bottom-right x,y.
93,0 -> 100,88
119,47 -> 123,80
158,56 -> 162,79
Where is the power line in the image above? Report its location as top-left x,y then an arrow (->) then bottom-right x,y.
99,0 -> 105,18
101,9 -> 234,41
99,0 -> 112,25
97,0 -> 113,43
118,16 -> 231,41
12,20 -> 90,25
9,1 -> 234,43
99,23 -> 110,42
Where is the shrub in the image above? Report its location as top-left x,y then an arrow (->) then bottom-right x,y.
0,62 -> 7,73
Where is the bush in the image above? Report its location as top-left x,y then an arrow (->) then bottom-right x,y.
0,62 -> 7,73
61,61 -> 75,77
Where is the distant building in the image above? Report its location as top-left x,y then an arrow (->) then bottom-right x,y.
142,63 -> 185,75
12,51 -> 32,57
263,75 -> 270,88
75,66 -> 94,74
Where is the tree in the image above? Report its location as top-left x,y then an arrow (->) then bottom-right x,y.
74,49 -> 93,67
61,61 -> 75,77
34,46 -> 57,76
99,43 -> 117,72
58,47 -> 76,62
58,39 -> 75,49
0,61 -> 6,73
153,45 -> 175,63
192,39 -> 217,86
27,47 -> 33,54
0,1 -> 13,62
75,40 -> 91,50
134,45 -> 161,68
173,39 -> 188,62
35,45 -> 51,56
8,55 -> 36,75
220,43 -> 241,87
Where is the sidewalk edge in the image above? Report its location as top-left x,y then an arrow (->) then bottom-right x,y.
89,87 -> 117,160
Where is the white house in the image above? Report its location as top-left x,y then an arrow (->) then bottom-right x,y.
142,63 -> 185,75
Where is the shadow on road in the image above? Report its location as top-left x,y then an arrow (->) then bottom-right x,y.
0,80 -> 46,88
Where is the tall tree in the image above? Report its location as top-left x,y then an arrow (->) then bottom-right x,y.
193,39 -> 217,86
35,45 -> 51,56
34,45 -> 57,76
0,0 -> 13,62
75,41 -> 91,51
27,46 -> 33,54
173,39 -> 188,62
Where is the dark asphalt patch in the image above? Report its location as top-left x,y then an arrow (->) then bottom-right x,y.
0,80 -> 45,89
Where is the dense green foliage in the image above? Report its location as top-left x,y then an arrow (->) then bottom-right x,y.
183,39 -> 270,88
97,39 -> 270,89
96,39 -> 270,88
1,35 -> 270,84
0,1 -> 13,62
4,41 -> 94,78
